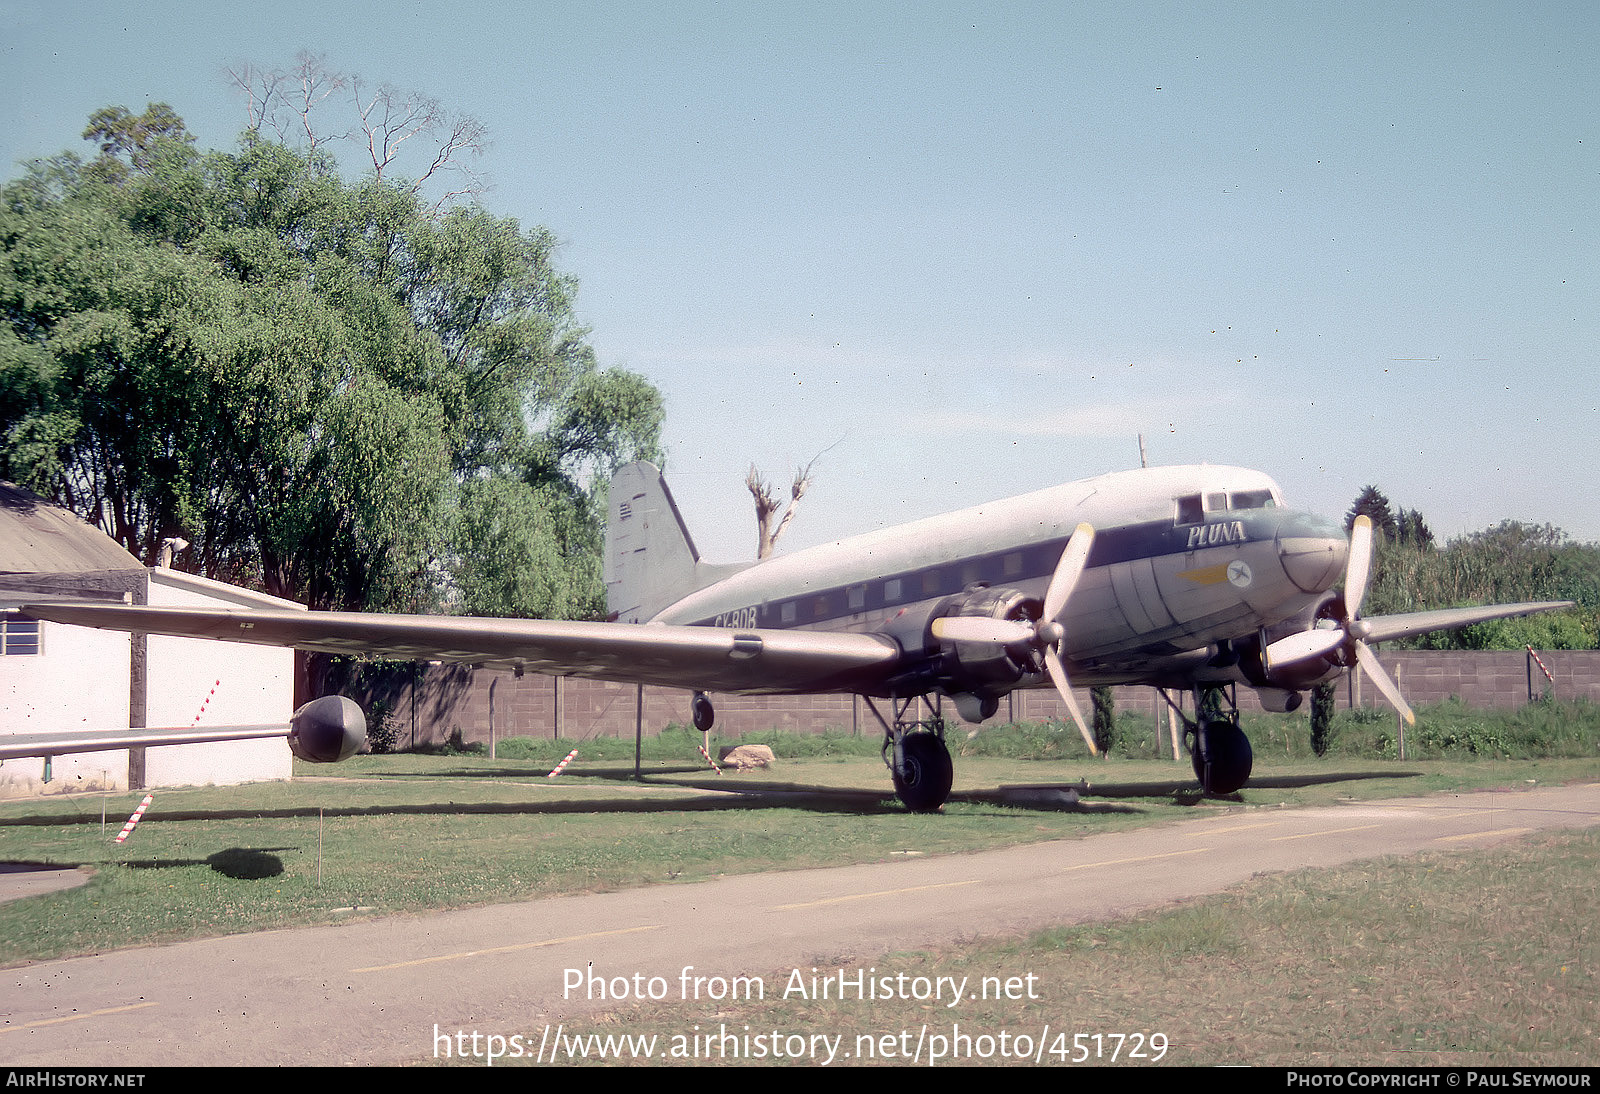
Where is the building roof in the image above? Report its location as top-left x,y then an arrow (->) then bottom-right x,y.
0,483 -> 143,575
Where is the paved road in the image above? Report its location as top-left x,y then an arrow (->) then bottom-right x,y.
3,782 -> 1597,1066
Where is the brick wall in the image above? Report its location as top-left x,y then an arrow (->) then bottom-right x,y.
341,649 -> 1600,750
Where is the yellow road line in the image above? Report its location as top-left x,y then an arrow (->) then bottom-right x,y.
1056,847 -> 1212,871
1,1000 -> 157,1034
774,880 -> 980,910
1183,821 -> 1277,835
351,924 -> 662,973
1436,827 -> 1534,842
1271,823 -> 1382,841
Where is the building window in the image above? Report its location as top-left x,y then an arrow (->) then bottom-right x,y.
1,618 -> 40,656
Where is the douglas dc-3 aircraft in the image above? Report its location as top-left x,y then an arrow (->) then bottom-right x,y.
19,462 -> 1570,810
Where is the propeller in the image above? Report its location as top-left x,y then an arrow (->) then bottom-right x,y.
930,523 -> 1100,753
1262,514 -> 1415,725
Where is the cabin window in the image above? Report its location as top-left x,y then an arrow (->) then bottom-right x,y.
812,596 -> 829,619
884,578 -> 902,603
848,585 -> 866,611
921,570 -> 941,596
1003,552 -> 1023,577
780,602 -> 797,624
0,618 -> 40,655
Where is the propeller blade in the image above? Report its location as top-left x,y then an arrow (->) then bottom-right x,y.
1353,641 -> 1415,726
1043,523 -> 1096,624
1345,515 -> 1374,622
930,617 -> 1036,644
1045,646 -> 1099,755
1263,628 -> 1346,672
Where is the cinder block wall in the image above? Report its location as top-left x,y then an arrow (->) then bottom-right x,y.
341,650 -> 1600,750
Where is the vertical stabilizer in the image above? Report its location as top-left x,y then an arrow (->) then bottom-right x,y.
605,463 -> 745,622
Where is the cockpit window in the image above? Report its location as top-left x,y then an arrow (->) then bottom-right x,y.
1230,489 -> 1276,510
1175,494 -> 1203,524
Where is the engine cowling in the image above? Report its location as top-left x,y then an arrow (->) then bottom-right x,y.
1238,592 -> 1344,695
928,586 -> 1043,721
287,695 -> 367,762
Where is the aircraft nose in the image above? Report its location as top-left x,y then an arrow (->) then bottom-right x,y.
1275,512 -> 1349,594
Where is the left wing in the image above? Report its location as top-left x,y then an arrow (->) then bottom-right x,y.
0,696 -> 369,765
22,603 -> 904,696
0,723 -> 288,762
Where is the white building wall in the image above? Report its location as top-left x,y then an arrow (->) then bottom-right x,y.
141,569 -> 301,788
0,621 -> 132,796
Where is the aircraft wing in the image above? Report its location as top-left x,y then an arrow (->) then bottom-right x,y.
0,724 -> 288,762
1359,601 -> 1575,645
21,603 -> 904,696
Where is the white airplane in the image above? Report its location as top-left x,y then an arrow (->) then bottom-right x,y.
20,462 -> 1569,810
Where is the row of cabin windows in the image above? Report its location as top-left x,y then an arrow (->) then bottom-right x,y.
765,490 -> 1278,626
774,550 -> 1032,625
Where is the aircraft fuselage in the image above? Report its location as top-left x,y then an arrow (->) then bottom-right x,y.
654,465 -> 1348,697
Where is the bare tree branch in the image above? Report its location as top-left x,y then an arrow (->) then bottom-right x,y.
225,53 -> 488,204
746,455 -> 821,560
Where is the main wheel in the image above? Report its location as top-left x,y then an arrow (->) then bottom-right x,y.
893,732 -> 954,812
1191,718 -> 1253,795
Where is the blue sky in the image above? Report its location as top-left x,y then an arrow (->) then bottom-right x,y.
5,1 -> 1596,560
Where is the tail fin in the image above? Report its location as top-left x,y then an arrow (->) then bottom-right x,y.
604,462 -> 747,622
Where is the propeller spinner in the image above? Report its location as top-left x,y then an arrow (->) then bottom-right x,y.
1263,514 -> 1415,725
930,523 -> 1100,753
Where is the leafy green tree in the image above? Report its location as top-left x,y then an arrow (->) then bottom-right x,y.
1091,685 -> 1116,753
1,106 -> 661,619
1310,682 -> 1336,756
1345,485 -> 1398,540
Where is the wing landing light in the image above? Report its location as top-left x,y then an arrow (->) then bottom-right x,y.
930,523 -> 1100,753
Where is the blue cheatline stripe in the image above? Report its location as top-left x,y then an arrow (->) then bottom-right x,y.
689,510 -> 1295,631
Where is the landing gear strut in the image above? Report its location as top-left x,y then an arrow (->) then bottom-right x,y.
863,696 -> 954,812
1163,684 -> 1254,795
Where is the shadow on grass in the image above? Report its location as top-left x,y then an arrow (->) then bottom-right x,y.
119,847 -> 290,879
0,766 -> 1425,830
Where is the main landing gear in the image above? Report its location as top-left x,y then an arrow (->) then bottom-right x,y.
862,696 -> 954,812
1161,684 -> 1254,795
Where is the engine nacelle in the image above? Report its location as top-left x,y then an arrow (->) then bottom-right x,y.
1238,592 -> 1343,694
929,586 -> 1042,722
287,695 -> 367,763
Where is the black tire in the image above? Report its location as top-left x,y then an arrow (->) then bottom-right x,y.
691,693 -> 715,733
893,733 -> 954,812
1191,718 -> 1254,794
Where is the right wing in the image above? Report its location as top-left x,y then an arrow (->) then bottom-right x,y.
22,603 -> 904,696
1360,601 -> 1575,645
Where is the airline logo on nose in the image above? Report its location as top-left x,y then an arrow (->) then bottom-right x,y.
1186,520 -> 1248,549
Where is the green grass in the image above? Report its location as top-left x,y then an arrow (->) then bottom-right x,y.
0,699 -> 1596,969
533,830 -> 1600,1066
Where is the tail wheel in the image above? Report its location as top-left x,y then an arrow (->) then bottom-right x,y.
893,732 -> 954,812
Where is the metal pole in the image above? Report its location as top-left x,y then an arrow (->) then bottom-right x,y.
635,683 -> 644,779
